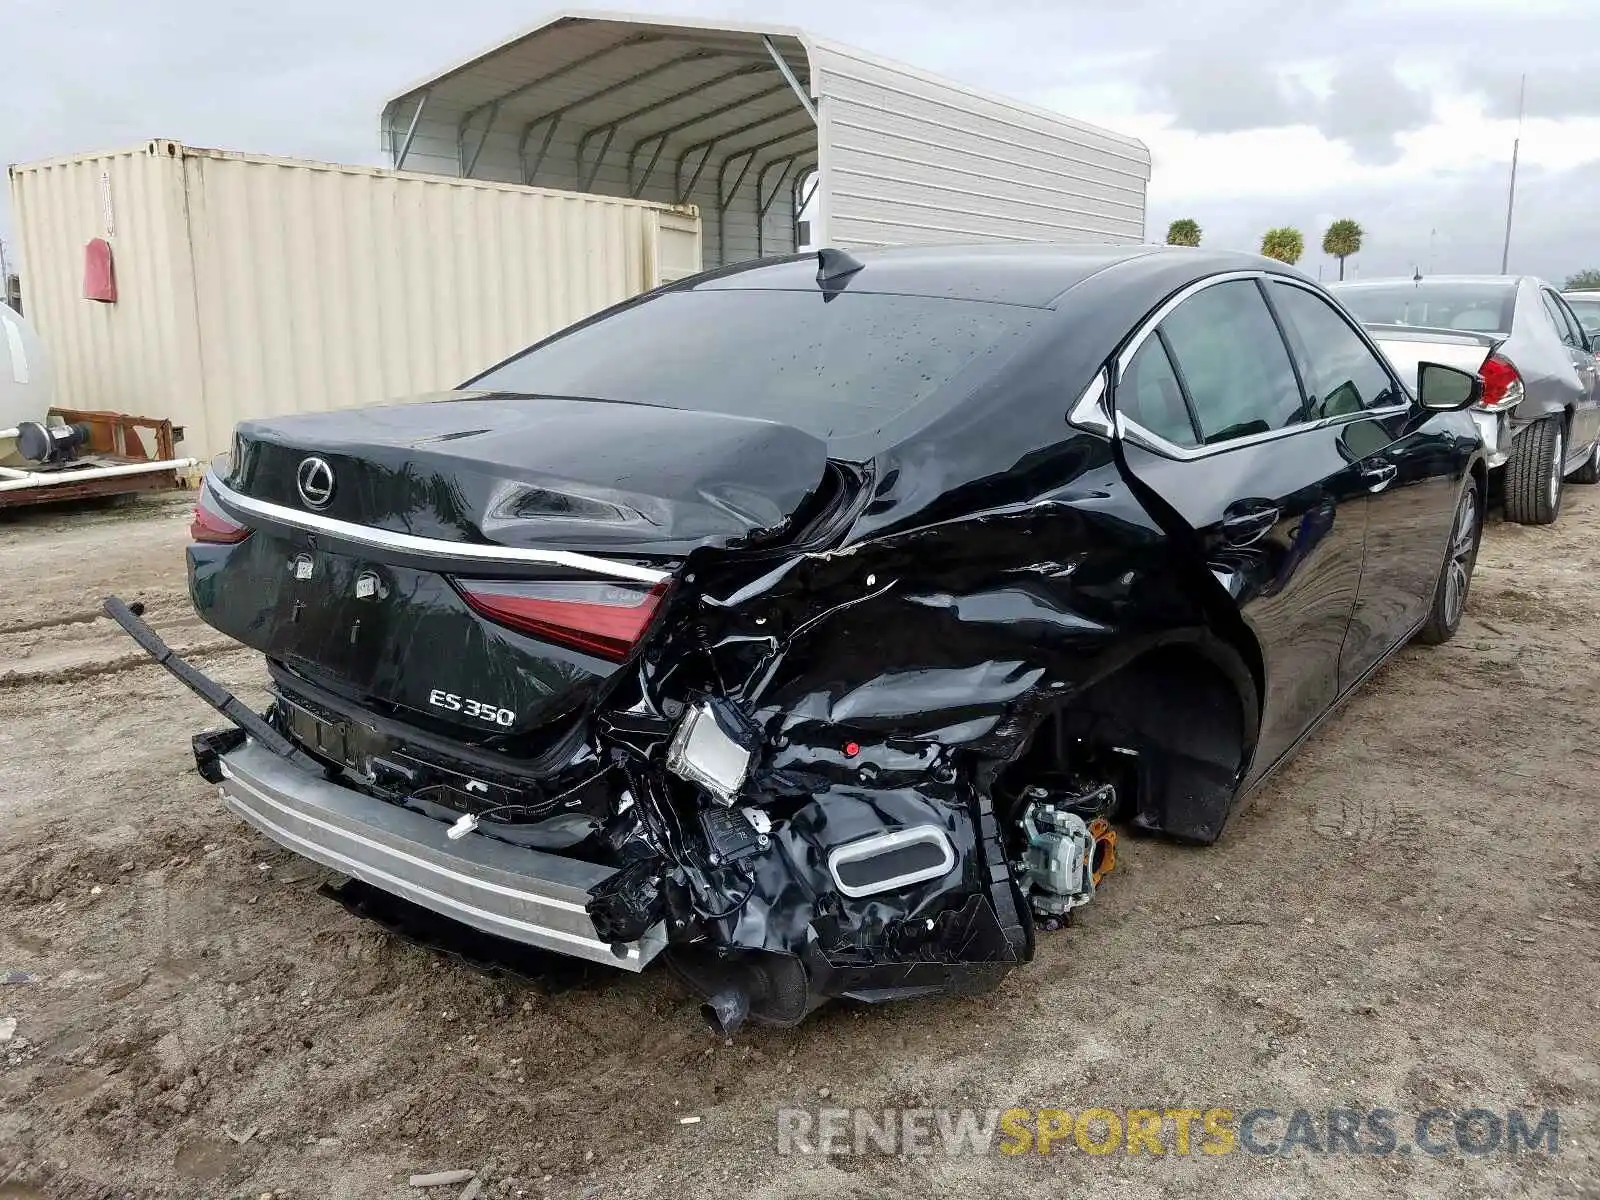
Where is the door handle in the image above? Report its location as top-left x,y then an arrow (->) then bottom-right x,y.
1221,502 -> 1280,546
1361,462 -> 1398,493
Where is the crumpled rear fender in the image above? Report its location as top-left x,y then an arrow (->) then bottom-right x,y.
621,453 -> 1260,992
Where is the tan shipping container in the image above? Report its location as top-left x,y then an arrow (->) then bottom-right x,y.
7,140 -> 703,462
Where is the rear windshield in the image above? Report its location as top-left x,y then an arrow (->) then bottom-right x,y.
1566,296 -> 1600,337
465,288 -> 1037,444
1331,281 -> 1516,335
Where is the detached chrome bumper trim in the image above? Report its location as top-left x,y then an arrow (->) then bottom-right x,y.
207,474 -> 670,584
216,739 -> 665,970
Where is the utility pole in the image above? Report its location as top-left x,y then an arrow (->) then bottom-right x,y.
1500,74 -> 1526,275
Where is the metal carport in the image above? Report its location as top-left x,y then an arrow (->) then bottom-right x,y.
380,10 -> 1151,268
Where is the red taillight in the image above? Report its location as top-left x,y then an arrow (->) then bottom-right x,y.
189,488 -> 251,544
456,579 -> 670,661
1478,354 -> 1525,411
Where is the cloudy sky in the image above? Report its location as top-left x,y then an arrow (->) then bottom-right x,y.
5,0 -> 1597,284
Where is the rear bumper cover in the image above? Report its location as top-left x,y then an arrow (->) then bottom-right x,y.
205,733 -> 666,970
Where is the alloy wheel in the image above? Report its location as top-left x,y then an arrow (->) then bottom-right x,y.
1443,488 -> 1477,628
1549,426 -> 1565,510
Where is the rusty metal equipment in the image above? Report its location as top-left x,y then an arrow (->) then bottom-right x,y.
0,408 -> 195,509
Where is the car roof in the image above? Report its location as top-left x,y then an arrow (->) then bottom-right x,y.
688,243 -> 1284,308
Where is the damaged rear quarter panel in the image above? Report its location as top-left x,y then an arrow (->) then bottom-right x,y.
625,293 -> 1264,1002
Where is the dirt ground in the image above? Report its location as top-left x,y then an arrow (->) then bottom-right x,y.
1,487 -> 1597,1200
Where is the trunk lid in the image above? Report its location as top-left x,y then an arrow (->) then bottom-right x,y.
1364,324 -> 1499,387
195,392 -> 832,746
228,391 -> 830,558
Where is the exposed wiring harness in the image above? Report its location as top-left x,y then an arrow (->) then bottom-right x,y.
444,768 -> 610,839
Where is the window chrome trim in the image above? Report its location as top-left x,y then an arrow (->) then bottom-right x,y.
1067,371 -> 1113,436
206,474 -> 671,584
1116,405 -> 1412,462
1111,271 -> 1413,463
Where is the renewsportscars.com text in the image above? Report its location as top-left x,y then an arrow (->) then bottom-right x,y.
777,1106 -> 1561,1158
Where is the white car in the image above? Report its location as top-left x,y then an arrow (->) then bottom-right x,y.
0,301 -> 57,467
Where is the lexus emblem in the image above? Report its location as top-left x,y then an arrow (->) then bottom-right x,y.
296,456 -> 335,509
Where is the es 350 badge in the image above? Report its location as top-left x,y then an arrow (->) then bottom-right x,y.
427,689 -> 515,727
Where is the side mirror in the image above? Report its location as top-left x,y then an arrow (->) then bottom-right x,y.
1417,362 -> 1482,412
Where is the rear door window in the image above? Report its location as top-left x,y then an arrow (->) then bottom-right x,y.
1157,279 -> 1305,445
1119,334 -> 1199,447
1541,290 -> 1585,349
1269,281 -> 1404,416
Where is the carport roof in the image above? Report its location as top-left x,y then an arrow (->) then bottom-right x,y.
381,11 -> 818,182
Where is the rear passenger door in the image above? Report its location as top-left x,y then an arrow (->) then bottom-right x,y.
1112,274 -> 1375,783
1543,289 -> 1600,452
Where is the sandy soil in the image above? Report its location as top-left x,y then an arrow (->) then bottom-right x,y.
0,488 -> 1597,1200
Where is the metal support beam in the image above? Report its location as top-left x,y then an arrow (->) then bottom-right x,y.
755,154 -> 800,258
794,168 -> 821,250
579,126 -> 617,192
578,63 -> 769,189
394,90 -> 430,170
509,50 -> 714,187
791,162 -> 817,252
673,111 -> 812,205
520,115 -> 562,185
761,36 -> 816,123
757,155 -> 800,218
706,125 -> 814,265
627,82 -> 791,197
797,169 -> 820,214
582,63 -> 768,163
715,146 -> 766,268
718,129 -> 815,202
457,33 -> 659,132
460,100 -> 500,177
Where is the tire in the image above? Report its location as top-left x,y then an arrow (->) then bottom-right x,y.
1503,416 -> 1565,525
1569,435 -> 1600,484
1416,477 -> 1481,646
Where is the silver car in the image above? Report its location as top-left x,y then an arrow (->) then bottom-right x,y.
1330,275 -> 1600,525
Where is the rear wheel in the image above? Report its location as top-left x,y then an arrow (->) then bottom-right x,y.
1504,416 -> 1565,525
1568,435 -> 1600,484
1416,478 -> 1481,645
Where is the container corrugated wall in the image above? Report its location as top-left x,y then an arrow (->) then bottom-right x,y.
7,144 -> 206,444
8,141 -> 702,461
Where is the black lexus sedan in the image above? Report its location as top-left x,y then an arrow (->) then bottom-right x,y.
113,244 -> 1487,1031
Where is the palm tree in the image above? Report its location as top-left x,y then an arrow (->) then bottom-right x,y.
1322,219 -> 1364,281
1166,218 -> 1202,247
1260,227 -> 1305,265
